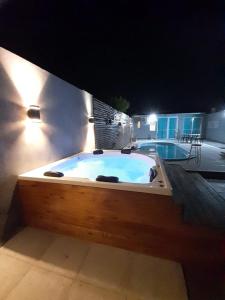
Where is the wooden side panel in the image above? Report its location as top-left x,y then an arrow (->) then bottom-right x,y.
18,180 -> 182,226
17,180 -> 225,263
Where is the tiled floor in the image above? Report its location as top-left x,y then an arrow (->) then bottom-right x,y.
0,227 -> 188,300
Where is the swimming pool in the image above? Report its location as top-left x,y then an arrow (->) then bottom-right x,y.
138,142 -> 189,160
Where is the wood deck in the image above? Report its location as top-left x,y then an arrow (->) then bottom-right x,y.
164,163 -> 225,300
164,163 -> 225,229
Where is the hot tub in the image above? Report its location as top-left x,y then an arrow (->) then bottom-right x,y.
19,151 -> 172,195
17,151 -> 182,258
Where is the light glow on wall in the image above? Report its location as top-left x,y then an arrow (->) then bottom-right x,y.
83,90 -> 95,151
121,113 -> 128,125
0,48 -> 50,147
149,123 -> 156,131
24,120 -> 46,145
147,113 -> 157,124
0,48 -> 48,107
147,113 -> 157,131
0,48 -> 94,153
83,123 -> 95,152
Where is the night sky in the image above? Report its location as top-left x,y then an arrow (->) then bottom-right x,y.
0,0 -> 225,115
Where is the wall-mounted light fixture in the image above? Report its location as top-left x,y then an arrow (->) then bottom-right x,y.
88,117 -> 95,123
27,105 -> 41,122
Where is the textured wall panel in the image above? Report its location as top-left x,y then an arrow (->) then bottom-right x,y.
93,98 -> 132,149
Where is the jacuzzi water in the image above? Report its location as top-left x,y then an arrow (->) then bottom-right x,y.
138,142 -> 189,160
19,151 -> 172,195
52,154 -> 153,184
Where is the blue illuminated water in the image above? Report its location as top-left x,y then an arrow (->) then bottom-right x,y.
56,155 -> 154,183
139,142 -> 189,160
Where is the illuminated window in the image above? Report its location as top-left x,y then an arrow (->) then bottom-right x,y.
137,121 -> 141,128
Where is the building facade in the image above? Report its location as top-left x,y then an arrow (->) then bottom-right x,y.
132,112 -> 205,140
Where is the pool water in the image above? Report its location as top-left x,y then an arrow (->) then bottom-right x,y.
55,155 -> 154,184
138,142 -> 189,160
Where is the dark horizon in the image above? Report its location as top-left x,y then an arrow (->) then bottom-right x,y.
1,0 -> 225,115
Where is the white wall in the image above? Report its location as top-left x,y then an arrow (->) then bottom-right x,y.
0,47 -> 95,240
205,111 -> 225,143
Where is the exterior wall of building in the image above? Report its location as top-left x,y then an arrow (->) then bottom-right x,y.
0,47 -> 95,241
132,113 -> 205,140
205,110 -> 225,143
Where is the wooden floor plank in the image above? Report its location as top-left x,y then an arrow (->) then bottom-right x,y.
164,163 -> 225,230
164,163 -> 225,300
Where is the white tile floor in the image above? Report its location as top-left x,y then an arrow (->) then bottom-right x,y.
0,227 -> 188,300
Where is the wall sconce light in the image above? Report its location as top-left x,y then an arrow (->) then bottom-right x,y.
27,105 -> 41,122
88,117 -> 95,123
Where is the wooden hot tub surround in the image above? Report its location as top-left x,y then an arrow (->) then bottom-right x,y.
16,178 -> 224,264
